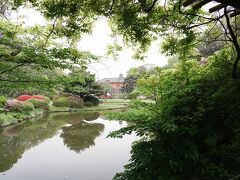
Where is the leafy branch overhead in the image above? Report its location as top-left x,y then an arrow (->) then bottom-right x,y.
0,18 -> 100,83
3,0 -> 240,78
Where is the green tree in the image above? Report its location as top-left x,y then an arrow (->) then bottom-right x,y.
108,49 -> 240,179
0,18 -> 99,96
102,83 -> 111,95
64,68 -> 103,97
122,64 -> 156,94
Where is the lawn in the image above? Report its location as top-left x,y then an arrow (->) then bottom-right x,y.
49,99 -> 129,112
81,100 -> 128,111
101,99 -> 130,103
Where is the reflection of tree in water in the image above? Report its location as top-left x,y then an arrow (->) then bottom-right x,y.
83,112 -> 100,121
0,117 -> 66,173
0,112 -> 102,172
0,128 -> 25,172
52,112 -> 99,123
60,121 -> 104,153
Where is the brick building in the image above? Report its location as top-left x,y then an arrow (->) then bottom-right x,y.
97,74 -> 124,97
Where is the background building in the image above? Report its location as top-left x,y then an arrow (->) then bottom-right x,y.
97,74 -> 124,97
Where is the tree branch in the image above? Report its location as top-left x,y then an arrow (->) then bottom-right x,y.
44,19 -> 57,45
143,0 -> 158,12
109,0 -> 115,14
179,0 -> 217,21
224,7 -> 240,79
0,63 -> 25,75
0,79 -> 48,83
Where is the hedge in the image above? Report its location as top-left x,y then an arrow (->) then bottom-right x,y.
83,95 -> 100,106
0,95 -> 7,107
17,95 -> 51,103
27,99 -> 49,110
6,99 -> 35,111
52,97 -> 69,107
52,96 -> 83,108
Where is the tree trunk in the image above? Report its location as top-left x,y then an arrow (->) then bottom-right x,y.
232,55 -> 240,79
224,7 -> 240,79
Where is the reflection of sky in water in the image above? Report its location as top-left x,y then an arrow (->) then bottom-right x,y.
0,113 -> 137,180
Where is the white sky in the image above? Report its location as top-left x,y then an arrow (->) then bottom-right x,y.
10,7 -> 168,80
77,19 -> 168,80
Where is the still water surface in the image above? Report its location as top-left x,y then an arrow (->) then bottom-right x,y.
0,112 -> 136,180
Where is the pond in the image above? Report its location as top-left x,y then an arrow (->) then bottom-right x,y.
0,112 -> 137,180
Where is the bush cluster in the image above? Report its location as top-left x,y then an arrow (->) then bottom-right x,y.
84,102 -> 94,107
114,93 -> 127,99
6,99 -> 35,111
68,96 -> 84,108
52,97 -> 68,107
27,98 -> 49,110
0,113 -> 16,125
83,95 -> 99,106
109,51 -> 240,179
17,94 -> 51,103
0,95 -> 7,107
52,95 -> 83,108
31,95 -> 51,103
16,95 -> 32,101
21,101 -> 35,111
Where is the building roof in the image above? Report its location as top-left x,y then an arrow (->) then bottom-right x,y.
98,74 -> 124,83
98,77 -> 124,83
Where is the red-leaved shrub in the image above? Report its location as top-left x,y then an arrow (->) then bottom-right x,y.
17,95 -> 32,101
17,95 -> 50,103
31,95 -> 45,100
31,95 -> 50,103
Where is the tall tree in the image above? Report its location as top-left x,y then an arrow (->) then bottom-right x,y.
108,50 -> 240,179
0,18 -> 99,95
64,68 -> 103,97
122,64 -> 155,93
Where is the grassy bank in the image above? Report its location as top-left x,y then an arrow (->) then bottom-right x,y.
0,109 -> 46,127
49,99 -> 129,112
0,99 -> 129,127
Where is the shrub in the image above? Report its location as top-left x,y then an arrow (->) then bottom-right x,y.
84,102 -> 94,107
22,101 -> 35,111
108,54 -> 240,179
6,99 -> 22,111
127,92 -> 139,99
16,95 -> 32,101
6,99 -> 34,111
53,93 -> 72,99
115,93 -> 127,99
52,96 -> 83,108
0,113 -> 16,125
16,95 -> 50,103
31,95 -> 51,103
17,95 -> 50,104
68,96 -> 83,108
83,95 -> 100,106
27,98 -> 49,110
0,95 -> 7,107
52,97 -> 69,107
